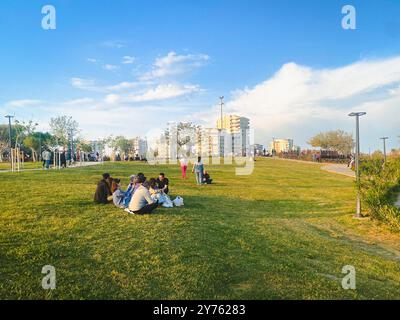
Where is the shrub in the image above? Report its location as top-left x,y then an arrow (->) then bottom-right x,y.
359,156 -> 400,230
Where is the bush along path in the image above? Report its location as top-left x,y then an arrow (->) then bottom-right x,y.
359,157 -> 400,230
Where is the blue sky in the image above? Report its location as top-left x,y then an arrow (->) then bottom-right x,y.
1,0 -> 400,152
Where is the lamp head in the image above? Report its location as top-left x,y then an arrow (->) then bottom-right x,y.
348,112 -> 367,117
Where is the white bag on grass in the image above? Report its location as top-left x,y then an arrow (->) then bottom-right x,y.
162,195 -> 174,208
173,196 -> 184,207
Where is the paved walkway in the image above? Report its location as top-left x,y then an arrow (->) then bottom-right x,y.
395,194 -> 400,209
320,163 -> 355,178
272,157 -> 355,178
0,161 -> 101,173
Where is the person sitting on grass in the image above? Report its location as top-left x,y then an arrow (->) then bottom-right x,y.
203,171 -> 213,184
112,179 -> 126,208
126,175 -> 158,215
156,173 -> 169,194
94,173 -> 112,204
149,178 -> 167,204
123,175 -> 136,207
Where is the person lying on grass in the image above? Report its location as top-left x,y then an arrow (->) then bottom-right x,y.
125,175 -> 158,215
94,173 -> 113,204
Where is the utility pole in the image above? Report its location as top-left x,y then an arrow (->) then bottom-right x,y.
348,112 -> 366,218
380,137 -> 389,164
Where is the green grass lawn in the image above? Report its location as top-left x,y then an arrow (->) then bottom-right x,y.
0,162 -> 43,171
1,158 -> 400,300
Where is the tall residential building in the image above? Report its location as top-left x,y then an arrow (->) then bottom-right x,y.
269,139 -> 294,154
198,128 -> 226,158
216,115 -> 250,156
131,137 -> 148,159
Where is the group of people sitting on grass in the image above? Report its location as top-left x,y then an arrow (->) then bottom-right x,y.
94,172 -> 180,215
93,157 -> 213,214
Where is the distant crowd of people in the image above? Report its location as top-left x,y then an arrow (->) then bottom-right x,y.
41,149 -> 101,169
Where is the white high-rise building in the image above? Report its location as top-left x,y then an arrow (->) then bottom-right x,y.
131,137 -> 148,159
216,115 -> 250,156
269,139 -> 294,154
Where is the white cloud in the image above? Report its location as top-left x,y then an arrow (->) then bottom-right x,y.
103,64 -> 119,71
87,58 -> 99,64
122,55 -> 135,64
4,99 -> 42,108
70,78 -> 98,91
105,84 -> 200,104
101,40 -> 126,49
141,51 -> 210,80
205,56 -> 400,149
106,81 -> 139,91
71,78 -> 140,92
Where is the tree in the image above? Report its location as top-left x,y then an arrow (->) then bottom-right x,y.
308,130 -> 354,155
23,135 -> 40,162
49,116 -> 79,147
14,120 -> 38,148
77,140 -> 93,153
0,125 -> 10,162
107,135 -> 132,160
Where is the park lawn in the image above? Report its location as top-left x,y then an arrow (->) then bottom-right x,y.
0,162 -> 43,171
1,158 -> 400,300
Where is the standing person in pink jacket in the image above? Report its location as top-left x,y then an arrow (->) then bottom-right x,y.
179,155 -> 188,179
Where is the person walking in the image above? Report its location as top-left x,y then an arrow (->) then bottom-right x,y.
179,155 -> 188,179
60,151 -> 67,168
192,156 -> 205,185
42,149 -> 52,169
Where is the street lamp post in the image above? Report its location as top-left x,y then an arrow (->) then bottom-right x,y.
380,137 -> 389,164
348,112 -> 366,218
218,96 -> 225,158
219,96 -> 224,130
5,115 -> 14,169
4,115 -> 14,149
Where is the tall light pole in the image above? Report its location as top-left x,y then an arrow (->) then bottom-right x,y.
349,112 -> 366,218
272,137 -> 276,156
219,96 -> 224,130
4,115 -> 14,149
380,137 -> 389,164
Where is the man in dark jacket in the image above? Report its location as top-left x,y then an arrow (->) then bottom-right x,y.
94,173 -> 112,204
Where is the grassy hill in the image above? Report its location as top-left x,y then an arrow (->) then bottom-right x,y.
1,158 -> 400,299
